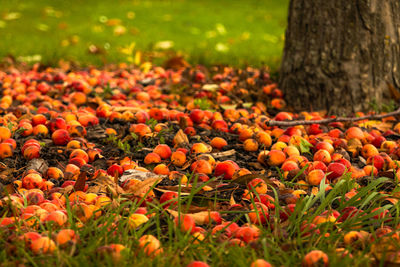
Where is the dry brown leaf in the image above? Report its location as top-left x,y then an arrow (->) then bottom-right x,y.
178,158 -> 194,171
229,194 -> 236,206
88,44 -> 105,54
107,184 -> 122,197
74,172 -> 87,192
270,178 -> 286,190
256,102 -> 267,113
18,113 -> 33,122
125,177 -> 162,196
154,186 -> 191,195
173,129 -> 189,147
58,59 -> 71,71
106,19 -> 122,26
373,122 -> 394,132
378,170 -> 395,180
59,185 -> 74,196
0,183 -> 16,196
279,188 -> 294,195
86,174 -> 124,196
359,120 -> 393,132
163,56 -> 190,70
26,158 -> 48,175
120,169 -> 165,183
0,168 -> 16,184
371,237 -> 400,265
247,162 -> 265,170
211,149 -> 236,159
85,185 -> 104,195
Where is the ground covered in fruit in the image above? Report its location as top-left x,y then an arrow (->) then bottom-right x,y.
1,65 -> 400,266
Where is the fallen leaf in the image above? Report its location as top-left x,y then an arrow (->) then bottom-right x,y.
215,43 -> 229,53
119,169 -> 165,183
229,194 -> 236,206
126,11 -> 135,19
371,237 -> 400,265
210,149 -> 236,158
227,174 -> 263,185
3,12 -> 21,21
86,174 -> 124,196
240,32 -> 251,41
154,186 -> 191,195
256,102 -> 267,113
134,51 -> 141,65
59,185 -> 74,196
124,177 -> 162,196
119,42 -> 136,56
205,31 -> 216,38
36,24 -> 49,32
154,40 -> 174,50
88,45 -> 104,55
0,183 -> 15,197
202,84 -> 219,92
74,172 -> 87,192
173,129 -> 189,147
114,25 -> 127,36
220,104 -> 237,110
140,62 -> 152,74
215,23 -> 227,35
58,59 -> 71,71
359,120 -> 393,132
106,18 -> 121,26
0,167 -> 16,184
26,158 -> 48,175
17,55 -> 42,63
164,56 -> 190,70
61,39 -> 70,47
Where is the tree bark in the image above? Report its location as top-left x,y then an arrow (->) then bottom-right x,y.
279,0 -> 400,115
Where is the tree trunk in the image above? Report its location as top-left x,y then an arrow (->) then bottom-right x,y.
279,0 -> 400,115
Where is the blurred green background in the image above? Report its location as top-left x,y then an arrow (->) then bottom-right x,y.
0,0 -> 289,69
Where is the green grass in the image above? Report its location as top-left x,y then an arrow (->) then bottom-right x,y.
0,0 -> 289,69
1,172 -> 397,266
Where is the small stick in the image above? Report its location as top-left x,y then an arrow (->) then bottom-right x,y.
112,106 -> 141,112
211,149 -> 236,158
266,108 -> 400,127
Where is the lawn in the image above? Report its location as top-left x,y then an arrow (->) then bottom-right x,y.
0,0 -> 289,69
4,1 -> 397,267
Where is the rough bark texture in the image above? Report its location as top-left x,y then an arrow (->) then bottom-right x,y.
279,0 -> 400,115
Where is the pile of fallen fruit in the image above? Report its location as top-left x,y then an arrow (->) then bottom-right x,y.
1,65 -> 400,266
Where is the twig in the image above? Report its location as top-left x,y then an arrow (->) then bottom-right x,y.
265,108 -> 400,127
112,106 -> 141,112
211,149 -> 236,158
